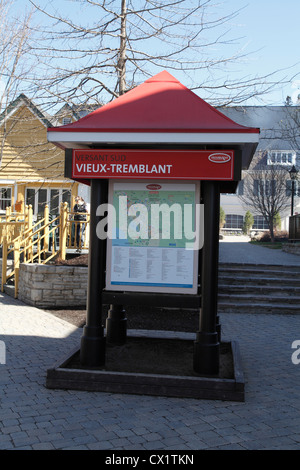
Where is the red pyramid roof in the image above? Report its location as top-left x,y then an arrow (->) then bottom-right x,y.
48,71 -> 259,169
48,70 -> 258,134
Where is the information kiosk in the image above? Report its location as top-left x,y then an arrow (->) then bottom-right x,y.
48,71 -> 259,376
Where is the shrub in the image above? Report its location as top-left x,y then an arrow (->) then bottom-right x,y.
243,211 -> 254,235
255,230 -> 288,242
220,206 -> 226,229
274,230 -> 288,241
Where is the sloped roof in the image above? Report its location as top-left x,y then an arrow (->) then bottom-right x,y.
48,71 -> 259,134
0,93 -> 53,128
218,105 -> 300,152
48,71 -> 260,169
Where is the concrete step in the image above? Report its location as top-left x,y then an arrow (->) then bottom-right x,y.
219,263 -> 300,273
0,259 -> 14,281
220,297 -> 300,313
218,301 -> 300,314
218,293 -> 300,305
218,275 -> 300,286
218,262 -> 300,314
219,269 -> 300,280
219,283 -> 300,294
3,284 -> 15,297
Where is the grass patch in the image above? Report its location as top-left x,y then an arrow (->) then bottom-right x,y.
249,241 -> 283,249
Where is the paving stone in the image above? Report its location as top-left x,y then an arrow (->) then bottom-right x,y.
32,442 -> 56,450
1,273 -> 300,450
142,440 -> 167,450
87,441 -> 114,450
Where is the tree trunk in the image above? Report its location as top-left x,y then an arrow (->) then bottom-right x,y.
269,217 -> 275,243
118,0 -> 127,96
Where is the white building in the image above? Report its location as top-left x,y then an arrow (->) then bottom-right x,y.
218,106 -> 300,233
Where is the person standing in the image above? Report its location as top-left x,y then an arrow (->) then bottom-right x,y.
73,196 -> 87,252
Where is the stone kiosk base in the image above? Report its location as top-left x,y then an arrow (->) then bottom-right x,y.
46,333 -> 245,402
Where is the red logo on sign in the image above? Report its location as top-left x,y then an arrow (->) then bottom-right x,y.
146,184 -> 162,190
208,153 -> 231,163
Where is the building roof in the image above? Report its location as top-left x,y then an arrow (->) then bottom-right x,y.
0,93 -> 53,128
47,71 -> 259,169
48,71 -> 258,133
218,105 -> 300,153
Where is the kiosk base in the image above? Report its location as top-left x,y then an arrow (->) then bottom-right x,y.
106,304 -> 127,345
46,335 -> 245,402
80,326 -> 106,367
193,331 -> 220,375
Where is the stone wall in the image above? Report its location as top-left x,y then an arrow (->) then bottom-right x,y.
282,243 -> 300,256
18,263 -> 88,308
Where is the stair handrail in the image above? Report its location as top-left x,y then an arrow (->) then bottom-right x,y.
1,204 -> 61,297
1,202 -> 90,298
67,210 -> 90,250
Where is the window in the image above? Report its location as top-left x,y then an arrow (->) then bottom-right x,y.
236,181 -> 244,196
224,214 -> 243,229
62,188 -> 71,207
63,118 -> 72,126
38,189 -> 47,214
0,187 -> 12,211
25,188 -> 71,217
286,180 -> 300,197
50,189 -> 60,216
253,180 -> 262,196
26,188 -> 36,213
265,180 -> 276,196
253,179 -> 276,196
26,188 -> 48,215
267,151 -> 296,166
253,215 -> 269,230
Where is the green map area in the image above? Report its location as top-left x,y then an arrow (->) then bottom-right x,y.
112,189 -> 196,248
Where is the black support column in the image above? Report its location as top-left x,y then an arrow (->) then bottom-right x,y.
106,304 -> 127,344
194,181 -> 220,375
80,179 -> 108,367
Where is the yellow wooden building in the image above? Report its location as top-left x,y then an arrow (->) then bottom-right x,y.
0,94 -> 80,218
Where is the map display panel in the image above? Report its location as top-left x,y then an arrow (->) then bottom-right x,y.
105,181 -> 200,294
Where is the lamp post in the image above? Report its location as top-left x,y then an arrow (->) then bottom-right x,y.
289,165 -> 298,216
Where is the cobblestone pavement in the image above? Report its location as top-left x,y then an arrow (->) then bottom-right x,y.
1,291 -> 300,450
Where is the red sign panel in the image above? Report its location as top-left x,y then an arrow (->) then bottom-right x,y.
72,149 -> 235,180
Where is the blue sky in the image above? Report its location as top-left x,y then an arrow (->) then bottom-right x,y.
219,0 -> 300,104
11,0 -> 300,105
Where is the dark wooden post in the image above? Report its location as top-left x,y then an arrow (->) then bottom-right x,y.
106,304 -> 127,344
80,179 -> 108,367
194,181 -> 220,375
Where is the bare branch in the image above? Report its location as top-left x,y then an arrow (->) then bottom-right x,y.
26,0 -> 291,108
239,154 -> 292,241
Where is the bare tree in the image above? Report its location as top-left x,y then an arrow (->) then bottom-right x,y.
280,105 -> 300,153
0,1 -> 68,181
28,0 -> 291,110
0,0 -> 35,165
239,156 -> 291,242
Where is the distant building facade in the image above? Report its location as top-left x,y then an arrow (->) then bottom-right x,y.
1,94 -> 299,234
218,105 -> 300,232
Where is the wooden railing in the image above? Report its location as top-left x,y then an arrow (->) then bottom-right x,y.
0,203 -> 90,298
0,206 -> 28,245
